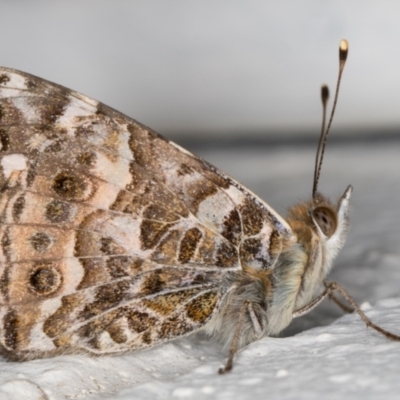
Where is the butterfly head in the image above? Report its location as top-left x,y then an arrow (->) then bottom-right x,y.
288,185 -> 351,274
311,185 -> 352,241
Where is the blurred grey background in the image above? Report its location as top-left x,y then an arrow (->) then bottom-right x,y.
1,1 -> 399,145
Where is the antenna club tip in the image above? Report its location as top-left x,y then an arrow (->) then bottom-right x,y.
339,39 -> 349,62
340,39 -> 348,51
321,85 -> 329,105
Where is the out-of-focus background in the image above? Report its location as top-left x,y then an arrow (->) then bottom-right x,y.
1,1 -> 399,144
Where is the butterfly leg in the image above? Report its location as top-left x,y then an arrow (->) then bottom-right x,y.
218,300 -> 262,374
294,281 -> 400,341
292,286 -> 331,318
292,281 -> 354,318
323,280 -> 354,313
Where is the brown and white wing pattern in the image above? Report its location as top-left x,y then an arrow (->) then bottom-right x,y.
0,67 -> 293,360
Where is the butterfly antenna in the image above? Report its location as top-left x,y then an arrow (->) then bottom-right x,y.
312,39 -> 349,198
313,84 -> 329,198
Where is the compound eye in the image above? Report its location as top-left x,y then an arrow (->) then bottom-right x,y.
312,207 -> 337,237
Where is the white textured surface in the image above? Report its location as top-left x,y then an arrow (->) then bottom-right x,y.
1,142 -> 400,399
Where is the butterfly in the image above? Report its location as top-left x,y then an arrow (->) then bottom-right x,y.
0,40 -> 398,372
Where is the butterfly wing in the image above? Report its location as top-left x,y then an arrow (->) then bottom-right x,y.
0,67 -> 293,360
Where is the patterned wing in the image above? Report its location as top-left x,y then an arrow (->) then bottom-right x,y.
0,68 -> 293,360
